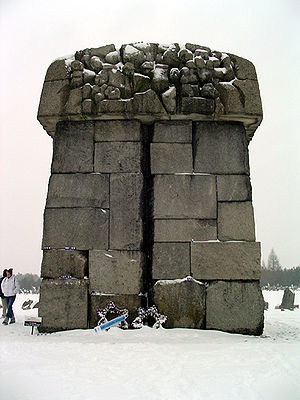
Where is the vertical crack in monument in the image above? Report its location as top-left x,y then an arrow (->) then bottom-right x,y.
37,42 -> 265,334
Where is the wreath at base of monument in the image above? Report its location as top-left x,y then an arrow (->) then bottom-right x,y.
96,301 -> 129,329
132,305 -> 167,329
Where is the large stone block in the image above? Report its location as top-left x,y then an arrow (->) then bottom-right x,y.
181,97 -> 215,114
39,278 -> 88,332
51,121 -> 94,173
152,243 -> 190,279
45,59 -> 70,81
154,219 -> 217,242
89,250 -> 143,294
110,173 -> 143,250
194,122 -> 249,174
206,281 -> 264,335
152,278 -> 206,329
191,242 -> 261,280
42,208 -> 109,250
218,202 -> 256,241
46,173 -> 109,208
89,293 -> 144,327
153,121 -> 192,143
153,175 -> 217,219
41,249 -> 87,279
94,120 -> 141,141
94,142 -> 142,173
38,80 -> 69,116
233,79 -> 262,115
150,143 -> 193,174
217,175 -> 252,201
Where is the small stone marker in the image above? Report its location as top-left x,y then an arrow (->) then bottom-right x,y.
280,288 -> 295,310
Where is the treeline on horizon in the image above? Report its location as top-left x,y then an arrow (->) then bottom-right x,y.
260,248 -> 300,288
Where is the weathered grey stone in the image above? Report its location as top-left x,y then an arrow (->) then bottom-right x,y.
132,89 -> 167,114
94,142 -> 141,173
191,242 -> 261,280
153,175 -> 217,219
46,173 -> 109,208
194,122 -> 249,174
206,281 -> 264,335
89,293 -> 143,327
110,173 -> 143,250
153,278 -> 206,328
82,99 -> 92,113
39,279 -> 88,332
122,44 -> 145,67
95,120 -> 141,142
43,208 -> 109,250
217,175 -> 252,201
161,86 -> 176,114
105,51 -> 120,64
154,219 -> 217,242
38,80 -> 69,116
280,288 -> 295,309
150,143 -> 192,174
97,99 -> 129,114
216,82 -> 244,114
89,250 -> 143,294
133,73 -> 151,92
64,87 -> 82,114
152,243 -> 190,279
233,79 -> 263,115
45,59 -> 70,81
41,249 -> 87,279
229,53 -> 258,80
51,121 -> 94,173
181,97 -> 215,114
218,202 -> 256,241
90,44 -> 116,59
153,121 -> 192,143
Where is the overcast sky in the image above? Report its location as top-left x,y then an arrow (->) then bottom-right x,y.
0,0 -> 299,275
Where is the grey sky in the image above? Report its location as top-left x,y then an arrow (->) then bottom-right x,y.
0,0 -> 299,274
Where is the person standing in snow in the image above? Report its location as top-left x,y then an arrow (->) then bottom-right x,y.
0,269 -> 8,318
1,268 -> 19,325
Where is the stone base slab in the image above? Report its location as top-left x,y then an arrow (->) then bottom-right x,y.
38,279 -> 88,332
206,281 -> 264,335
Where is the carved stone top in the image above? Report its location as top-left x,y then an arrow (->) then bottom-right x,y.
37,42 -> 263,139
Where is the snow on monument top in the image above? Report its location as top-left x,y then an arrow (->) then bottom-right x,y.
37,42 -> 263,139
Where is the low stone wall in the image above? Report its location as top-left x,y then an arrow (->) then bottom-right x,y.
38,42 -> 264,335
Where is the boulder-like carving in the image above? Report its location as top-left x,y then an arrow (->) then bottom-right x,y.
38,42 -> 262,140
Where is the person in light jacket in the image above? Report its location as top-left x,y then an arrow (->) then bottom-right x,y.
0,269 -> 8,318
1,268 -> 19,325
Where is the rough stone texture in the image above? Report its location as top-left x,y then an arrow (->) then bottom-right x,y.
95,120 -> 141,142
154,219 -> 217,242
217,175 -> 252,201
153,175 -> 217,219
206,281 -> 265,335
38,80 -> 69,117
150,143 -> 193,174
46,173 -> 109,208
89,250 -> 143,294
218,202 -> 256,241
38,43 -> 263,139
110,173 -> 143,250
152,243 -> 190,279
89,294 -> 144,327
191,242 -> 261,280
280,288 -> 295,309
94,142 -> 142,173
153,278 -> 206,328
153,121 -> 192,143
51,121 -> 94,173
43,208 -> 109,250
39,279 -> 88,332
194,122 -> 249,174
41,250 -> 87,279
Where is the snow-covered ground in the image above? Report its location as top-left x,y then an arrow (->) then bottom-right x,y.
0,290 -> 299,400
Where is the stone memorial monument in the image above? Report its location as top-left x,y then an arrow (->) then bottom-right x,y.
37,42 -> 265,334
